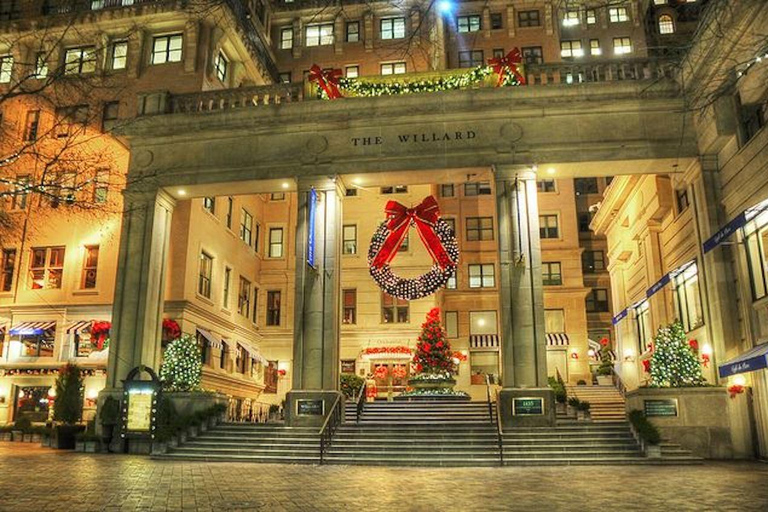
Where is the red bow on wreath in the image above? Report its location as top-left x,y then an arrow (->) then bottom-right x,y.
162,318 -> 181,342
487,48 -> 526,87
371,196 -> 454,269
309,64 -> 343,99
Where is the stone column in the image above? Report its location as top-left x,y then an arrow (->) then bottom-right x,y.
495,166 -> 555,427
105,189 -> 175,388
285,178 -> 344,426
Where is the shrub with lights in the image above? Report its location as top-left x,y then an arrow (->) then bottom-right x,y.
159,334 -> 202,392
649,321 -> 705,387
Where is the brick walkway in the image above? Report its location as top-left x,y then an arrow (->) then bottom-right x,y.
0,443 -> 766,511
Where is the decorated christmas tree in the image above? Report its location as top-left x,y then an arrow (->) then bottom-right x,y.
412,307 -> 456,376
159,334 -> 203,391
649,321 -> 705,387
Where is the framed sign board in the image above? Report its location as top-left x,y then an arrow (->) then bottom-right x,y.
121,365 -> 161,441
296,399 -> 324,416
644,399 -> 678,417
126,389 -> 153,431
513,397 -> 544,416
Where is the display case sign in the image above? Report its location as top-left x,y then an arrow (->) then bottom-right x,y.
296,399 -> 324,416
126,389 -> 153,431
121,365 -> 161,440
512,397 -> 544,416
644,399 -> 678,417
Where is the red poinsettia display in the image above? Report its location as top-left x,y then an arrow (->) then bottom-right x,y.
600,337 -> 609,346
452,351 -> 468,362
412,308 -> 456,375
362,346 -> 413,356
728,384 -> 745,398
391,365 -> 407,380
90,321 -> 111,351
689,339 -> 699,353
374,365 -> 389,380
162,318 -> 181,342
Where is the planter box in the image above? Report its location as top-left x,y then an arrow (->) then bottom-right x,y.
151,441 -> 168,455
11,430 -> 24,442
52,425 -> 86,450
169,436 -> 179,448
577,410 -> 591,421
178,431 -> 187,444
596,375 -> 613,386
645,443 -> 662,459
187,426 -> 198,438
40,434 -> 51,447
84,440 -> 99,453
31,433 -> 42,443
0,432 -> 12,442
75,441 -> 85,452
23,433 -> 34,443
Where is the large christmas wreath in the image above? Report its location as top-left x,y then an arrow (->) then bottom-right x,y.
368,196 -> 459,300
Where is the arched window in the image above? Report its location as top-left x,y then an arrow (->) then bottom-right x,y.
659,14 -> 675,34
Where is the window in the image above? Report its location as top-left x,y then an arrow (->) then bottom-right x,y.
252,286 -> 259,324
539,215 -> 559,239
81,245 -> 99,289
34,52 -> 48,79
490,13 -> 503,29
542,262 -> 562,286
586,9 -> 597,25
343,225 -> 357,254
30,247 -> 65,289
64,46 -> 96,75
1,248 -> 16,292
254,223 -> 260,253
220,342 -> 229,370
278,72 -> 291,84
343,289 -> 356,324
458,50 -> 484,68
561,40 -> 584,58
446,271 -> 457,289
466,217 -> 494,241
521,46 -> 544,65
269,227 -> 284,258
582,250 -> 605,273
240,209 -> 253,245
457,15 -> 481,33
151,34 -> 183,64
198,252 -> 213,298
111,41 -> 127,70
518,10 -> 540,27
0,55 -> 12,83
675,188 -> 689,213
280,27 -> 293,49
468,264 -> 495,288
586,289 -> 610,312
214,51 -> 228,82
345,65 -> 359,78
440,184 -> 454,197
195,331 -> 210,366
465,181 -> 491,196
578,212 -> 592,232
444,218 -> 456,235
380,18 -> 405,39
345,188 -> 358,197
493,48 -> 505,59
381,185 -> 408,194
537,179 -> 556,193
590,39 -> 602,56
381,62 -> 406,75
223,267 -> 231,308
20,333 -> 54,358
346,21 -> 360,42
236,344 -> 248,374
267,290 -> 281,326
609,7 -> 628,23
225,197 -> 233,229
23,110 -> 40,142
563,11 -> 580,27
635,301 -> 652,353
56,105 -> 88,138
203,197 -> 215,214
613,37 -> 632,55
52,171 -> 76,205
545,309 -> 565,332
101,101 -> 119,132
11,175 -> 30,210
382,292 -> 409,323
93,169 -> 109,203
306,24 -> 334,46
238,276 -> 251,317
445,311 -> 458,338
659,15 -> 674,34
673,263 -> 703,332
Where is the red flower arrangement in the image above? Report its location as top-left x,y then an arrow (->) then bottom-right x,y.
162,319 -> 181,341
278,369 -> 287,377
452,351 -> 468,362
391,365 -> 407,379
701,353 -> 710,368
600,337 -> 609,346
362,346 -> 413,356
374,365 -> 389,380
728,384 -> 745,398
90,321 -> 111,351
689,339 -> 699,353
642,359 -> 652,373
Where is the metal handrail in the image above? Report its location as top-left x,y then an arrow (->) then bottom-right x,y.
355,383 -> 367,424
485,374 -> 494,424
611,368 -> 628,397
494,390 -> 504,466
318,394 -> 342,465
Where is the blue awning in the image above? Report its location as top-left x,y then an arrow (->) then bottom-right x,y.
718,343 -> 768,378
9,320 -> 56,336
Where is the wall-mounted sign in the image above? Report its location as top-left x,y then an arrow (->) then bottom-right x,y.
296,399 -> 324,416
307,188 -> 317,268
512,397 -> 544,416
644,399 -> 678,417
340,360 -> 356,374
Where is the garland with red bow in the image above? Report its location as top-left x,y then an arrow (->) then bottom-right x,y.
309,64 -> 343,99
488,48 -> 526,87
90,321 -> 111,351
368,196 -> 459,300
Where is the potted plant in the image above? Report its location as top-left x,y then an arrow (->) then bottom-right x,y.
548,377 -> 567,414
39,425 -> 53,447
99,396 -> 120,452
30,426 -> 45,443
268,404 -> 280,422
52,363 -> 86,449
567,397 -> 580,418
152,424 -> 172,455
596,357 -> 614,386
12,417 -> 31,442
0,425 -> 12,441
194,411 -> 208,433
576,400 -> 591,421
629,410 -> 662,458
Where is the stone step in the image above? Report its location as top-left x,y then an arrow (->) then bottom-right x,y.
321,456 -> 501,467
502,457 -> 701,466
503,448 -> 642,458
172,445 -> 320,455
157,452 -> 320,463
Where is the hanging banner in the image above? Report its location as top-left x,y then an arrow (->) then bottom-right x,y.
612,308 -> 628,326
703,212 -> 748,254
646,273 -> 671,298
307,188 -> 317,268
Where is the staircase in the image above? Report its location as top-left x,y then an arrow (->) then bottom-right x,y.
323,401 -> 501,466
567,385 -> 627,422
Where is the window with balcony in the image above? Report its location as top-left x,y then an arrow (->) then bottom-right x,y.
81,245 -> 99,289
613,37 -> 633,55
382,292 -> 409,323
380,18 -> 405,39
306,24 -> 334,46
30,247 -> 65,289
468,263 -> 495,288
151,34 -> 183,64
466,217 -> 494,241
457,15 -> 481,33
542,262 -> 562,286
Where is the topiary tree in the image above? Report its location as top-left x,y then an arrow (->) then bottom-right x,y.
53,363 -> 84,425
649,321 -> 705,387
159,334 -> 202,391
412,307 -> 456,375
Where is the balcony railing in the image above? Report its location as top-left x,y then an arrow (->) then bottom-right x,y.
155,57 -> 678,116
41,0 -> 162,15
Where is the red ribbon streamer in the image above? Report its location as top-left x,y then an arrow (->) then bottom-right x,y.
309,64 -> 343,99
487,48 -> 526,87
371,196 -> 454,269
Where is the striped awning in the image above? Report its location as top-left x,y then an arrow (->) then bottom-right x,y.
546,333 -> 570,346
67,320 -> 92,335
9,321 -> 56,336
196,328 -> 221,349
470,334 -> 500,349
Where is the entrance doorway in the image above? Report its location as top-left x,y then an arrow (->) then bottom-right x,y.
14,386 -> 51,423
371,362 -> 410,399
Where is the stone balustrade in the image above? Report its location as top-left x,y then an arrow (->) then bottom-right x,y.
169,83 -> 305,113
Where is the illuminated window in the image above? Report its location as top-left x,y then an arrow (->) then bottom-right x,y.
269,227 -> 284,258
562,11 -> 580,27
609,7 -> 629,23
151,34 -> 183,64
0,55 -> 12,83
203,197 -> 215,214
343,225 -> 357,254
30,247 -> 65,289
560,40 -> 583,58
214,51 -> 228,82
613,37 -> 633,55
64,46 -> 96,75
466,217 -> 494,241
34,52 -> 48,78
267,291 -> 281,326
673,263 -> 703,332
542,262 -> 562,286
590,39 -> 602,56
539,215 -> 559,239
343,289 -> 356,324
659,15 -> 675,34
280,27 -> 293,49
381,62 -> 406,75
586,9 -> 597,25
380,18 -> 405,39
306,24 -> 334,46
345,65 -> 359,78
82,245 -> 99,289
468,264 -> 495,288
198,252 -> 212,298
382,292 -> 409,323
111,41 -> 128,70
457,15 -> 481,33
346,21 -> 360,42
238,276 -> 251,317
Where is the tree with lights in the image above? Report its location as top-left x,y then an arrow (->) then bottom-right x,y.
649,321 -> 705,387
159,334 -> 203,392
412,307 -> 456,376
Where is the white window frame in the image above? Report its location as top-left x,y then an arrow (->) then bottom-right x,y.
468,263 -> 495,288
151,34 -> 183,64
305,23 -> 334,47
380,62 -> 406,75
380,17 -> 406,40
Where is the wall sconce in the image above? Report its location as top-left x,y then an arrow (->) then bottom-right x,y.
701,343 -> 713,368
587,349 -> 596,359
623,349 -> 635,362
728,375 -> 747,398
570,350 -> 579,360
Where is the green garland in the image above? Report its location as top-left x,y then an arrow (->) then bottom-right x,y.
317,65 -> 522,99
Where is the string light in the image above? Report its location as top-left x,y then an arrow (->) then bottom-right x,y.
649,322 -> 705,388
159,334 -> 202,391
